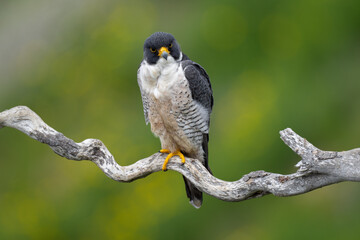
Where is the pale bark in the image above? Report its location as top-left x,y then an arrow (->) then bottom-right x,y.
1,106 -> 359,201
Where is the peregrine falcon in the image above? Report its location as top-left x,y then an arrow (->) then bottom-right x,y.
137,32 -> 213,208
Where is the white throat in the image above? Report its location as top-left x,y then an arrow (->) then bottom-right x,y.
139,54 -> 184,100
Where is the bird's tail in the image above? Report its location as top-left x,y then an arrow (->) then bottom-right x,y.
183,177 -> 203,208
183,134 -> 212,208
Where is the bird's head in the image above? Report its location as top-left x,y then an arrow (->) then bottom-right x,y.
143,32 -> 182,65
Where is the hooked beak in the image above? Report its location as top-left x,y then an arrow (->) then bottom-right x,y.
158,46 -> 170,60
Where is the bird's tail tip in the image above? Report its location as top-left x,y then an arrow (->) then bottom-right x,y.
190,199 -> 202,209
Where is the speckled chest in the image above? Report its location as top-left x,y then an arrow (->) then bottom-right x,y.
139,60 -> 193,135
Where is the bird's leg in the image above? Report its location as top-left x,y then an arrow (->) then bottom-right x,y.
160,149 -> 186,171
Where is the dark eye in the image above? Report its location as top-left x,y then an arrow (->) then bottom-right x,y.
169,43 -> 173,48
150,48 -> 156,53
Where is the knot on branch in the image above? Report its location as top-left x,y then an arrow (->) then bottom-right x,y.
243,170 -> 269,182
280,128 -> 339,173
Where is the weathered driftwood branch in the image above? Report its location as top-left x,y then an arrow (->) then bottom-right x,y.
1,106 -> 359,201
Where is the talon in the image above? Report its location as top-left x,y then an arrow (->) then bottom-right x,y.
162,152 -> 174,171
175,150 -> 186,164
160,149 -> 186,171
160,149 -> 170,154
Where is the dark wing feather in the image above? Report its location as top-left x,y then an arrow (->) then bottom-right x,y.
182,60 -> 213,112
182,59 -> 213,164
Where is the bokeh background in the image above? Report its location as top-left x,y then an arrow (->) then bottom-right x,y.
1,0 -> 360,239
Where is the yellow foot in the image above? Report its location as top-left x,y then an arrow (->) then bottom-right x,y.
160,149 -> 186,171
160,149 -> 170,154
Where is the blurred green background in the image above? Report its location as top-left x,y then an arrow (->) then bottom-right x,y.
1,0 -> 360,239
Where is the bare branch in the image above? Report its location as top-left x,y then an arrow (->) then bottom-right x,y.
1,106 -> 359,202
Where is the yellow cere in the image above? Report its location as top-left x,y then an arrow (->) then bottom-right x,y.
158,46 -> 170,56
